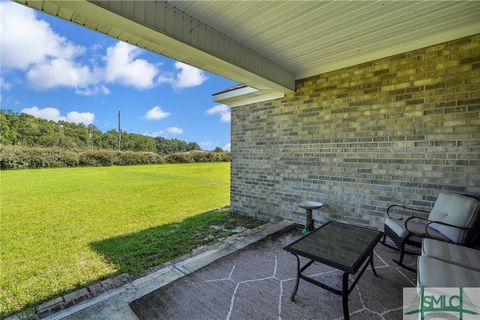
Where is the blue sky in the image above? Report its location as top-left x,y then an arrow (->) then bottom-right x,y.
0,1 -> 235,150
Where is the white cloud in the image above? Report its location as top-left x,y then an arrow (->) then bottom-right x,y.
0,2 -> 206,94
75,85 -> 110,96
21,107 -> 95,125
26,41 -> 160,92
23,40 -> 161,92
0,2 -> 83,70
172,62 -> 207,89
144,106 -> 171,121
143,126 -> 182,136
104,42 -> 158,89
21,107 -> 65,122
206,104 -> 231,123
143,131 -> 164,137
66,111 -> 95,125
157,62 -> 208,89
26,58 -> 95,90
0,1 -> 103,93
165,126 -> 183,135
223,143 -> 231,151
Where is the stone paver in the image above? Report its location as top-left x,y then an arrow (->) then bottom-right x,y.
37,297 -> 65,318
63,288 -> 90,308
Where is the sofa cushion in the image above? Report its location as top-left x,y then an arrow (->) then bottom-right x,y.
417,256 -> 480,287
428,193 -> 479,244
422,239 -> 480,272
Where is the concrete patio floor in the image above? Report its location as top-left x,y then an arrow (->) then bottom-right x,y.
130,226 -> 417,320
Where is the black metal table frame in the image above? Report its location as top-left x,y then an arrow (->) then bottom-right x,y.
284,222 -> 383,320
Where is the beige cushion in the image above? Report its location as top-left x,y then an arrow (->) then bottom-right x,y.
417,256 -> 480,287
422,239 -> 480,272
385,217 -> 450,243
428,193 -> 479,244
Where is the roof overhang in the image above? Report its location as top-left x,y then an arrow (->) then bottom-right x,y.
17,1 -> 480,107
213,86 -> 284,108
15,0 -> 295,93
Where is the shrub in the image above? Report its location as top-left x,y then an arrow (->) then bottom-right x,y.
165,152 -> 194,164
79,150 -> 115,167
214,152 -> 231,162
0,145 -> 229,170
0,145 -> 79,170
164,151 -> 230,164
114,151 -> 164,166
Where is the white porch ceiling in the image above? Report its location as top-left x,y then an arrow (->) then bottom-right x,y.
16,1 -> 480,94
170,1 -> 480,79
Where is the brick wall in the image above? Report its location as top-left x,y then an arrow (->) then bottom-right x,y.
231,34 -> 480,229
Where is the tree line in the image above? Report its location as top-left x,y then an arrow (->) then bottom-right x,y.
0,110 -> 204,154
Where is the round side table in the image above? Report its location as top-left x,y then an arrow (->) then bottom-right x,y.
297,201 -> 324,235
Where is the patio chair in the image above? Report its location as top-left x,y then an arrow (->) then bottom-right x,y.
380,192 -> 480,272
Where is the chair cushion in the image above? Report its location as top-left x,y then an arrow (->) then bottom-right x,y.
385,217 -> 409,239
385,217 -> 450,243
429,193 -> 480,244
422,239 -> 480,272
417,256 -> 480,287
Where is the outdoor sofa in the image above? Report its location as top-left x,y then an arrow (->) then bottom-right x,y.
418,238 -> 480,287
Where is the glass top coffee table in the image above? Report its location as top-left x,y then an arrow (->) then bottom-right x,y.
284,221 -> 383,320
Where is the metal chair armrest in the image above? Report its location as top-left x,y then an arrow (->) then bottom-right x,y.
404,216 -> 469,243
404,215 -> 430,234
386,204 -> 430,221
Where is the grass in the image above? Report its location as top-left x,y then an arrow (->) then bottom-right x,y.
0,163 -> 260,317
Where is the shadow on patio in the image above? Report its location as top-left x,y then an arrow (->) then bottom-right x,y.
129,227 -> 416,320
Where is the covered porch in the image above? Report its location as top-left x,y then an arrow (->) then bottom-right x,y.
14,1 -> 480,319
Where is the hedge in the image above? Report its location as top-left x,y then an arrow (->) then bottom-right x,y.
164,151 -> 230,163
0,145 -> 230,170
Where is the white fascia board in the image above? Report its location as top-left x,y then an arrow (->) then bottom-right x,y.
17,0 -> 295,93
212,86 -> 258,102
229,92 -> 284,107
213,87 -> 284,108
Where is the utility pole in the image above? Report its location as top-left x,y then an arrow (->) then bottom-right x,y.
89,128 -> 93,150
117,111 -> 121,150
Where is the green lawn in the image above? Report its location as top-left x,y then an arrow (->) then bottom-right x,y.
0,163 -> 257,317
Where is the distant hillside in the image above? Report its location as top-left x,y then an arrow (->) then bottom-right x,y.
0,110 -> 202,154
